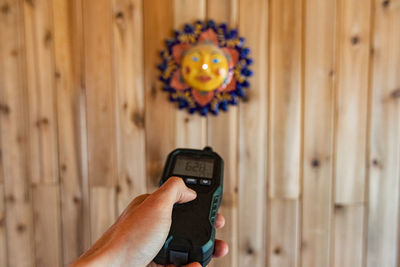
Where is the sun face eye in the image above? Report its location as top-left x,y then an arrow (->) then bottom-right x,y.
212,58 -> 220,64
191,56 -> 199,62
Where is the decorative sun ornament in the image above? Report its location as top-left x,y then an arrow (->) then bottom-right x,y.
158,20 -> 253,116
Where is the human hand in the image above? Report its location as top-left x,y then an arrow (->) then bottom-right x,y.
70,177 -> 228,267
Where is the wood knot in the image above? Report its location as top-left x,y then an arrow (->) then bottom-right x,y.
131,111 -> 145,128
328,70 -> 335,77
0,104 -> 10,115
54,71 -> 61,79
116,184 -> 122,194
73,196 -> 80,204
115,11 -> 124,19
351,35 -> 360,45
382,0 -> 390,8
334,204 -> 344,211
44,30 -> 52,46
390,88 -> 400,99
247,246 -> 254,255
6,194 -> 16,203
311,158 -> 320,168
16,223 -> 26,232
273,246 -> 281,255
25,0 -> 35,7
36,117 -> 49,127
1,3 -> 9,14
10,48 -> 19,57
126,175 -> 132,186
61,164 -> 67,172
150,83 -> 157,98
123,102 -> 128,111
184,117 -> 190,123
242,92 -> 250,103
16,135 -> 23,144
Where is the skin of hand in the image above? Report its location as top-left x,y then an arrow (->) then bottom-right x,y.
70,177 -> 228,267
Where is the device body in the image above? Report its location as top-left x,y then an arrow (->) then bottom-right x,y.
153,147 -> 224,266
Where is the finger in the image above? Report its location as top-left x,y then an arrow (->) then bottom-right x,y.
182,262 -> 202,267
213,239 -> 229,258
215,213 -> 225,229
156,176 -> 197,205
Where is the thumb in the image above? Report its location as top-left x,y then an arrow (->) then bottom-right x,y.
155,176 -> 197,205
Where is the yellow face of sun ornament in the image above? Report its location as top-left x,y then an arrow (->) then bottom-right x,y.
181,44 -> 229,92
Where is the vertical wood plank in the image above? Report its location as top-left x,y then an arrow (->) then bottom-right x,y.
301,0 -> 336,266
0,0 -> 35,266
23,0 -> 59,185
143,0 -> 175,191
23,0 -> 63,265
269,0 -> 303,199
174,0 -> 207,149
237,0 -> 268,266
269,200 -> 299,267
206,1 -> 239,266
0,164 -> 6,267
83,0 -> 117,243
112,0 -> 147,214
32,185 -> 62,267
333,205 -> 364,267
333,0 -> 372,266
335,0 -> 372,204
268,0 -> 303,266
89,187 -> 116,242
83,0 -> 116,188
52,0 -> 91,263
0,186 -> 5,267
0,114 -> 6,266
367,0 -> 400,266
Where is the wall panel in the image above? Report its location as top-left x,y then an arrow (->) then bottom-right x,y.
0,0 -> 399,266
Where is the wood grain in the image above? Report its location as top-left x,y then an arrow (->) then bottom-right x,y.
0,1 -> 35,266
207,1 -> 239,266
52,0 -> 90,263
301,0 -> 336,266
268,0 -> 303,199
112,0 -> 147,214
237,0 -> 268,266
268,0 -> 303,266
89,187 -> 116,242
174,0 -> 207,148
268,199 -> 300,267
143,0 -> 175,191
333,205 -> 364,267
0,0 -> 399,266
334,0 -> 372,204
367,0 -> 400,266
83,0 -> 117,188
32,185 -> 62,267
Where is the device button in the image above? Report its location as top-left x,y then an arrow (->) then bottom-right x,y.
185,178 -> 197,184
199,179 -> 211,186
170,250 -> 188,266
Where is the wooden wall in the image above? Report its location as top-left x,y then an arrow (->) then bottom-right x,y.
0,0 -> 399,266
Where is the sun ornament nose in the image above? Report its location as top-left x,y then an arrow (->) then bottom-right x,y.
202,64 -> 208,70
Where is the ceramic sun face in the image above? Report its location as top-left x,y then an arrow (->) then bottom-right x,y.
159,20 -> 252,116
181,44 -> 229,92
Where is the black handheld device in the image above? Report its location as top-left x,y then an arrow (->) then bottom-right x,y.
153,147 -> 224,267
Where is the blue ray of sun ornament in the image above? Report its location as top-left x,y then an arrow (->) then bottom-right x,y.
158,20 -> 252,116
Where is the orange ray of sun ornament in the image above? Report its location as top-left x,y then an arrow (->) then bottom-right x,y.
158,20 -> 253,116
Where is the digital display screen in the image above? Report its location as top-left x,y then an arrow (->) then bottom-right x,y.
173,157 -> 214,178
